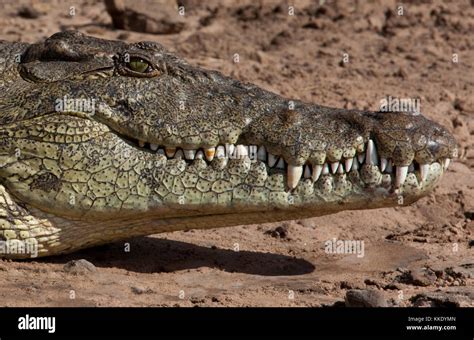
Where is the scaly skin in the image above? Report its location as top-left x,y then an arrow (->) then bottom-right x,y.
0,31 -> 457,259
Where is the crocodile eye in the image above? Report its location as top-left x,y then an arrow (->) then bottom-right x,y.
127,57 -> 152,73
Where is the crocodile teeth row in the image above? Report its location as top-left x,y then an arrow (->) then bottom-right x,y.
138,142 -> 256,162
282,138 -> 451,190
135,139 -> 451,191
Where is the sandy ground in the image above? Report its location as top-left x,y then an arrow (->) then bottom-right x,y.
0,0 -> 472,307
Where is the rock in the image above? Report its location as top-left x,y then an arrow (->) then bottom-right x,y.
302,20 -> 324,30
384,283 -> 403,290
364,279 -> 382,287
405,268 -> 437,286
345,289 -> 388,307
234,4 -> 261,21
464,210 -> 474,220
131,286 -> 153,295
17,3 -> 48,19
63,259 -> 97,275
447,264 -> 473,279
264,225 -> 289,239
410,291 -> 474,307
454,96 -> 474,114
105,0 -> 185,34
368,14 -> 385,33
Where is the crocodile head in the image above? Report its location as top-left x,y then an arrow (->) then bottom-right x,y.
0,31 -> 457,257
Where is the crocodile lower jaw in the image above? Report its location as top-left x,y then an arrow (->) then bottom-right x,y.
126,137 -> 451,192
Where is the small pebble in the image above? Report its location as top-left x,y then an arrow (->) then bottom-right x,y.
345,289 -> 388,307
63,259 -> 97,275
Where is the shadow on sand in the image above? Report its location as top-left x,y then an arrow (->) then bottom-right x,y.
41,236 -> 315,276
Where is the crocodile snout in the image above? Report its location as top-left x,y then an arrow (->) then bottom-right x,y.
367,110 -> 456,190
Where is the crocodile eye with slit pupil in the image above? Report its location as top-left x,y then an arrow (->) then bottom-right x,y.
128,58 -> 150,73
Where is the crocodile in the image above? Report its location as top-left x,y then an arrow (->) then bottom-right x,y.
0,31 -> 457,259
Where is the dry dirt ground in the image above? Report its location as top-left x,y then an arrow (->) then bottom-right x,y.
0,0 -> 472,307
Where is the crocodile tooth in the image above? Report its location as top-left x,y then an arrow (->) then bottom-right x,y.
419,163 -> 429,182
268,153 -> 278,167
150,143 -> 159,151
276,158 -> 285,169
236,144 -> 248,158
322,163 -> 330,175
195,150 -> 204,159
357,153 -> 365,164
312,164 -> 323,182
408,162 -> 415,173
183,149 -> 196,160
174,149 -> 184,159
304,165 -> 312,178
165,147 -> 176,158
345,158 -> 353,172
380,158 -> 388,172
337,164 -> 344,174
395,166 -> 408,187
365,139 -> 378,165
138,140 -> 146,148
443,158 -> 451,170
386,159 -> 393,173
249,145 -> 258,160
331,161 -> 339,174
351,157 -> 359,171
287,165 -> 303,189
226,144 -> 235,157
204,147 -> 215,161
257,146 -> 267,162
216,145 -> 226,158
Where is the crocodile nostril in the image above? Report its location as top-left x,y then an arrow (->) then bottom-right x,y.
426,140 -> 441,155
